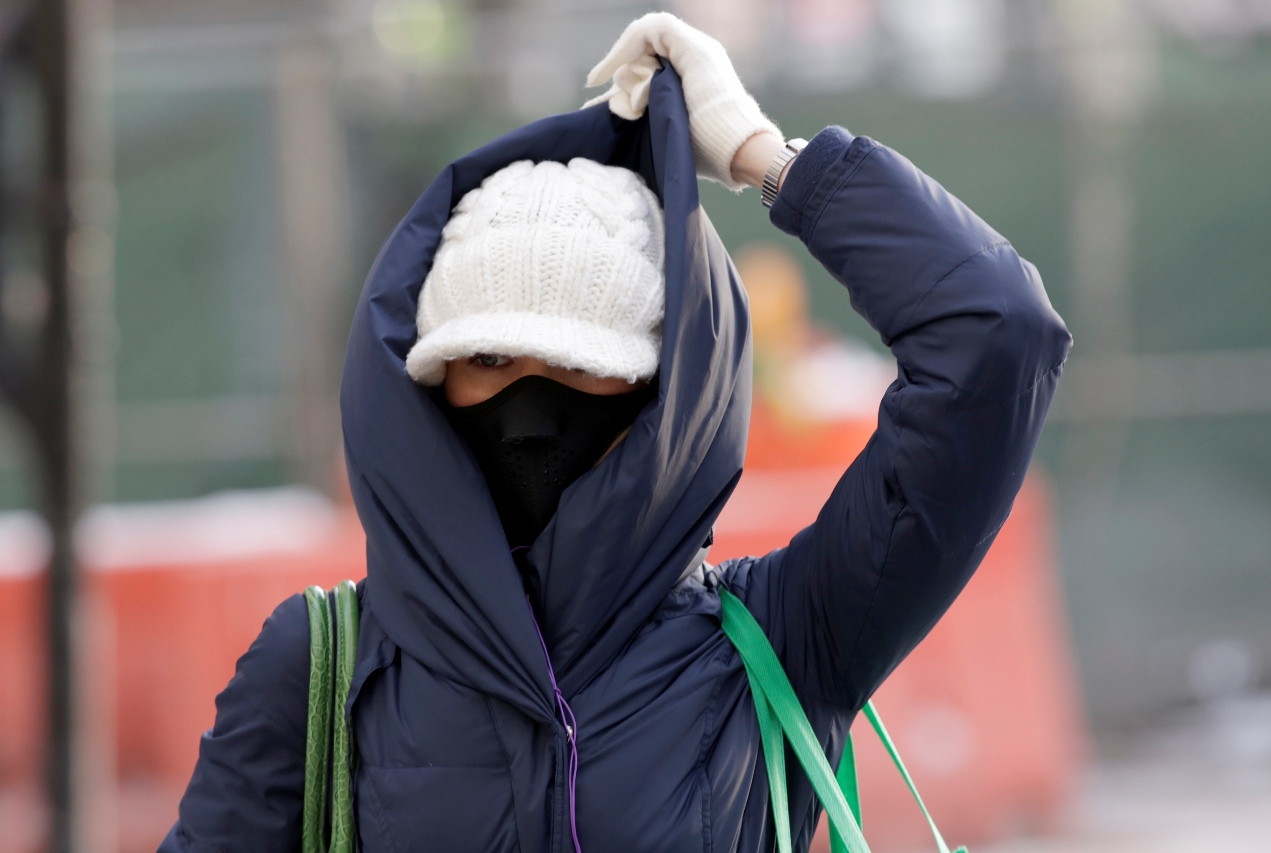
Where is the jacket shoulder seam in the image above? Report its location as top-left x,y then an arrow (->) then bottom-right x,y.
897,239 -> 1011,337
953,351 -> 1070,413
243,593 -> 313,740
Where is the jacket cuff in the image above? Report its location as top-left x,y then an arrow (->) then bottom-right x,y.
769,126 -> 868,241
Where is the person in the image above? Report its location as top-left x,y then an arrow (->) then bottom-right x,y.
159,13 -> 1071,853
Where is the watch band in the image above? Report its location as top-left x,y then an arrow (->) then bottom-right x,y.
761,137 -> 807,208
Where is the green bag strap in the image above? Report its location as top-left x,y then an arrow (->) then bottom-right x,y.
302,581 -> 360,853
837,725 -> 861,832
720,587 -> 871,853
858,702 -> 966,853
719,587 -> 966,853
329,580 -> 360,852
302,587 -> 333,853
739,660 -> 794,851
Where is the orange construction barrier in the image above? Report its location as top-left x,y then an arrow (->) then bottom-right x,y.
0,572 -> 46,853
712,398 -> 1085,852
0,493 -> 368,853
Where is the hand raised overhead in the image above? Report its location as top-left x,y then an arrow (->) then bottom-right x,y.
585,12 -> 781,190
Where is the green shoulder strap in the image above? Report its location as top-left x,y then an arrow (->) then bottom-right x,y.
718,587 -> 966,853
302,581 -> 360,853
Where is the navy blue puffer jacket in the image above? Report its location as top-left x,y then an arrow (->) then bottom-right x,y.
160,66 -> 1070,853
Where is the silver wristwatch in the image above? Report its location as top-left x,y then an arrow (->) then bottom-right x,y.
761,138 -> 807,208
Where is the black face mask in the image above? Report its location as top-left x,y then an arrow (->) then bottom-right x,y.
441,374 -> 655,550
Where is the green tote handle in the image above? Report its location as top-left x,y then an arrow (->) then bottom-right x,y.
718,587 -> 966,853
302,581 -> 360,853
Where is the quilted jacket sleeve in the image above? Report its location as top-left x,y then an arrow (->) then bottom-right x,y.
157,594 -> 309,852
729,127 -> 1072,711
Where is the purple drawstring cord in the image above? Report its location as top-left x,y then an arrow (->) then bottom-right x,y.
527,596 -> 582,853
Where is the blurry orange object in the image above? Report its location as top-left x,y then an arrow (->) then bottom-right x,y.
712,400 -> 1086,851
0,493 -> 368,853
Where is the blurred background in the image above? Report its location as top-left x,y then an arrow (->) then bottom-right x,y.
1,0 -> 1269,850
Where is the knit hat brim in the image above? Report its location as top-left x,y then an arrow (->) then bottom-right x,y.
405,311 -> 661,387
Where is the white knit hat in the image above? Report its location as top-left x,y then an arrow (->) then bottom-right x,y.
405,158 -> 665,386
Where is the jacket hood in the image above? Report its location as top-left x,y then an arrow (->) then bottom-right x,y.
340,66 -> 751,723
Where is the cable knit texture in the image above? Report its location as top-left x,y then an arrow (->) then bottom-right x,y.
584,12 -> 781,190
405,158 -> 665,386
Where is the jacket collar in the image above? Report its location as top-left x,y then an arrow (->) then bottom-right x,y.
341,65 -> 751,719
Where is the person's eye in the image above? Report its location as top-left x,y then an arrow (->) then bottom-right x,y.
470,353 -> 512,368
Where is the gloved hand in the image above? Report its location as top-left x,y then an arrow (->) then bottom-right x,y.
584,12 -> 781,190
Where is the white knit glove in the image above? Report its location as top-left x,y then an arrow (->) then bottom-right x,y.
584,12 -> 781,190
